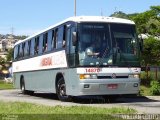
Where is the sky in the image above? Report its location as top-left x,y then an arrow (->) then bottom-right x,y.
0,0 -> 159,36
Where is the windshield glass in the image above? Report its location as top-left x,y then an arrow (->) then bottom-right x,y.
78,23 -> 112,66
110,24 -> 139,66
78,23 -> 140,67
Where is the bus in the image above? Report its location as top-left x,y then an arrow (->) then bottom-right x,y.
13,16 -> 141,101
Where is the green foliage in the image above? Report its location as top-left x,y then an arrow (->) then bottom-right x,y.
129,5 -> 160,35
6,48 -> 13,62
141,37 -> 160,66
140,72 -> 153,86
150,81 -> 160,95
140,85 -> 151,96
110,11 -> 129,19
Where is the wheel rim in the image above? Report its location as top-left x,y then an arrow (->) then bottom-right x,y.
21,84 -> 24,91
59,83 -> 66,97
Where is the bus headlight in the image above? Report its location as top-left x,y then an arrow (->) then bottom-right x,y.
129,74 -> 140,78
79,74 -> 97,79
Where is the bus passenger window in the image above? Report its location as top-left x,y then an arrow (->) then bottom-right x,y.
62,25 -> 67,48
43,33 -> 48,52
47,30 -> 52,52
22,42 -> 25,57
19,44 -> 23,58
51,30 -> 54,50
14,46 -> 19,60
28,40 -> 31,56
30,38 -> 35,56
54,29 -> 58,49
35,37 -> 39,55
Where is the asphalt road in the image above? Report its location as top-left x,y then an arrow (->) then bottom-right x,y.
0,90 -> 160,114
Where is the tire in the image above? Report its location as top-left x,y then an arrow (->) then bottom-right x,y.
20,78 -> 34,95
56,78 -> 72,102
20,78 -> 27,94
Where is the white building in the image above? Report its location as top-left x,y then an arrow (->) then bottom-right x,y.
0,35 -> 19,58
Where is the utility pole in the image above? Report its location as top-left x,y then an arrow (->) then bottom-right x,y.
11,27 -> 14,36
101,8 -> 103,16
74,0 -> 76,16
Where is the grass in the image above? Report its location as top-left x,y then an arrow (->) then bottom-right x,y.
0,80 -> 14,90
140,85 -> 151,96
0,101 -> 137,120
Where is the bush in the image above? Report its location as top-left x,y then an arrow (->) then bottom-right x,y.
150,81 -> 160,95
141,72 -> 153,86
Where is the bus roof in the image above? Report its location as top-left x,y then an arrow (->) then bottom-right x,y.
15,16 -> 135,46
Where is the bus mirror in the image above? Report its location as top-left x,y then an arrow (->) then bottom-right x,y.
72,32 -> 77,46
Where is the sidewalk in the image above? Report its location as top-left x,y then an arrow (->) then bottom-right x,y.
146,96 -> 160,101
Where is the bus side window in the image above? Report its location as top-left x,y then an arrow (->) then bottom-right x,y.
30,38 -> 35,56
70,27 -> 76,54
43,33 -> 48,53
57,26 -> 63,49
38,35 -> 43,54
28,40 -> 31,56
24,41 -> 28,57
52,30 -> 54,50
54,28 -> 58,49
35,36 -> 39,55
22,42 -> 25,57
14,46 -> 19,60
19,43 -> 23,58
47,30 -> 52,52
62,25 -> 67,48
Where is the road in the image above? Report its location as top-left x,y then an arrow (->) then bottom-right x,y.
0,90 -> 160,114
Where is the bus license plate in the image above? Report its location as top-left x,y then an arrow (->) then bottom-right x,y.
107,84 -> 118,89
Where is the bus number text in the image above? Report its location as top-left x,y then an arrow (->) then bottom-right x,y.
85,68 -> 100,73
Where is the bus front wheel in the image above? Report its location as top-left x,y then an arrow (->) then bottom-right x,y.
56,78 -> 72,102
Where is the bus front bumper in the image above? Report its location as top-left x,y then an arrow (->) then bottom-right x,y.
76,80 -> 140,96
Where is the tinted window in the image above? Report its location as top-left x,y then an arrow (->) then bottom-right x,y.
35,37 -> 39,55
47,30 -> 52,51
57,26 -> 63,49
14,46 -> 19,60
43,33 -> 48,52
54,28 -> 58,49
19,43 -> 23,58
39,35 -> 43,54
30,38 -> 35,56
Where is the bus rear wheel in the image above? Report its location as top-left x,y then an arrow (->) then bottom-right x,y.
56,78 -> 72,102
20,78 -> 27,94
20,78 -> 34,95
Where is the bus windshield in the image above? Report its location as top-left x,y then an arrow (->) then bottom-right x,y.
78,23 -> 140,67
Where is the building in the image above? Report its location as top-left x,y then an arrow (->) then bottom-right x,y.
0,35 -> 19,58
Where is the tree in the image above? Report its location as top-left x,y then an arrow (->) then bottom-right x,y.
110,11 -> 129,19
6,48 -> 13,62
129,5 -> 160,35
141,37 -> 160,66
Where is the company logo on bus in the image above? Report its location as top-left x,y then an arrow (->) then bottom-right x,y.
111,73 -> 116,79
40,57 -> 52,67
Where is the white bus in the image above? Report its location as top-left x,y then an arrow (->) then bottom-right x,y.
13,16 -> 141,101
